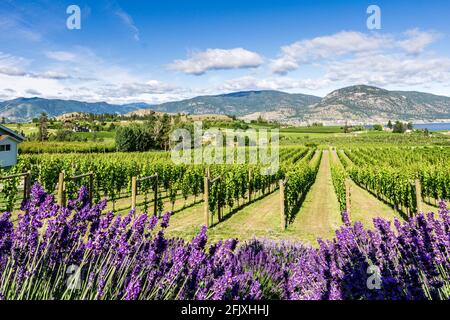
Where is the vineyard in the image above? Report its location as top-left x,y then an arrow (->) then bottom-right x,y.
1,134 -> 450,301
1,147 -> 319,231
2,0 -> 450,302
339,146 -> 450,214
2,143 -> 450,240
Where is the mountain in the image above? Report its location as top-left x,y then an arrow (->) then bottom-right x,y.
0,97 -> 150,122
304,85 -> 450,124
152,90 -> 322,116
2,86 -> 450,124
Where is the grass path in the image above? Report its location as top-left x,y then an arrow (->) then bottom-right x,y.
346,182 -> 403,226
287,150 -> 342,245
114,192 -> 203,215
334,150 -> 438,221
207,191 -> 283,242
330,150 -> 402,227
166,187 -> 282,241
164,201 -> 205,239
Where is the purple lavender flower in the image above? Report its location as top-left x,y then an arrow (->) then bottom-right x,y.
147,215 -> 158,231
0,183 -> 448,301
124,276 -> 141,300
160,212 -> 172,229
341,210 -> 351,226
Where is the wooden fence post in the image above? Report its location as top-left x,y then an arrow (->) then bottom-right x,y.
23,171 -> 31,201
57,171 -> 65,206
154,175 -> 158,216
248,169 -> 252,203
345,179 -> 351,217
204,176 -> 210,228
415,179 -> 423,214
131,176 -> 137,210
88,172 -> 93,205
279,180 -> 286,230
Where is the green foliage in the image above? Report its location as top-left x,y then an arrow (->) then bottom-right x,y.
372,124 -> 383,131
281,126 -> 343,134
387,120 -> 393,129
38,112 -> 49,142
0,163 -> 24,211
283,150 -> 321,223
115,124 -> 156,152
343,146 -> 450,212
330,157 -> 347,212
393,121 -> 407,133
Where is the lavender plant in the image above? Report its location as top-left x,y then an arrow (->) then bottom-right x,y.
0,183 -> 448,300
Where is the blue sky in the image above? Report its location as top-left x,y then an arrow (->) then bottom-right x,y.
1,0 -> 450,104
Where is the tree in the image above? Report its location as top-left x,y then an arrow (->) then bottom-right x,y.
1,117 -> 6,124
116,126 -> 139,152
108,123 -> 116,131
53,129 -> 74,141
38,112 -> 49,141
343,121 -> 350,133
116,123 -> 156,152
153,114 -> 171,150
343,125 -> 350,133
387,120 -> 393,129
256,115 -> 267,124
373,124 -> 383,131
407,122 -> 414,130
393,121 -> 406,133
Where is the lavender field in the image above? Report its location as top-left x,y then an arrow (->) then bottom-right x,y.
0,183 -> 448,300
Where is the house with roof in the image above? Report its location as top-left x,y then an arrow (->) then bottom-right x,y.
0,124 -> 25,168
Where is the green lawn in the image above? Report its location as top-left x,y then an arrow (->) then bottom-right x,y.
281,126 -> 344,134
73,131 -> 115,141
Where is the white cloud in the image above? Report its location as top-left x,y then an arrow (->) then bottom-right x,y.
169,48 -> 264,75
115,9 -> 140,41
271,29 -> 438,74
25,89 -> 41,96
0,52 -> 73,80
45,51 -> 77,62
0,14 -> 42,42
222,29 -> 450,94
0,73 -> 66,100
0,67 -> 26,77
1,26 -> 448,105
96,80 -> 179,98
271,31 -> 391,74
325,53 -> 450,87
0,52 -> 29,76
33,71 -> 72,80
220,76 -> 331,92
398,29 -> 439,55
0,47 -> 186,104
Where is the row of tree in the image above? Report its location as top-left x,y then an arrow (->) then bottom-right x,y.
387,120 -> 414,133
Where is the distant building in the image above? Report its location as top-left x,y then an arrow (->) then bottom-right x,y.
0,124 -> 25,168
72,125 -> 91,133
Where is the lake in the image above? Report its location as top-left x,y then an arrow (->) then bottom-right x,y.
413,123 -> 450,131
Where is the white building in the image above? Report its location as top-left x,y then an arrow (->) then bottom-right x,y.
0,124 -> 25,168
